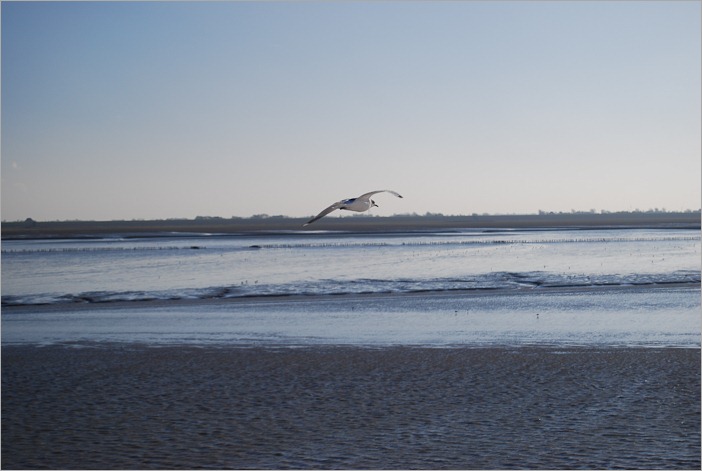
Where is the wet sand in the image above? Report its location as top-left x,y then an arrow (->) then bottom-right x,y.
2,345 -> 699,469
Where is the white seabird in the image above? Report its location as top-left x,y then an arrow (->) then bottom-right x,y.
303,190 -> 403,226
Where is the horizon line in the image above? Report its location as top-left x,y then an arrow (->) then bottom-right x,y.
3,208 -> 701,225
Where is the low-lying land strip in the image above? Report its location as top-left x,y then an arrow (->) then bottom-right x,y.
2,212 -> 699,239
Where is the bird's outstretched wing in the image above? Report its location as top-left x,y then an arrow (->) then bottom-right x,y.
358,190 -> 403,200
304,190 -> 403,226
303,201 -> 343,226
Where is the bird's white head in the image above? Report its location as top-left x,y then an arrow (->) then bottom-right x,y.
371,199 -> 378,208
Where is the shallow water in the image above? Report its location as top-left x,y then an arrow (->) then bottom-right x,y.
2,286 -> 699,348
3,227 -> 699,348
2,228 -> 699,305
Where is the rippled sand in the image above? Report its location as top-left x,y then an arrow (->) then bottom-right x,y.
2,345 -> 699,469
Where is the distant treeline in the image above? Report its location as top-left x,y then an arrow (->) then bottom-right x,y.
2,211 -> 699,239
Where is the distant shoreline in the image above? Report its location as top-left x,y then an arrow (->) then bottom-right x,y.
2,212 -> 700,239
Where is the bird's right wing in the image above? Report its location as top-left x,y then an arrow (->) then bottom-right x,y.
303,201 -> 343,226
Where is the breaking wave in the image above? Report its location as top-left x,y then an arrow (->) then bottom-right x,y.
3,270 -> 699,307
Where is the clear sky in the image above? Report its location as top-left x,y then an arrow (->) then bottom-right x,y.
2,1 -> 700,221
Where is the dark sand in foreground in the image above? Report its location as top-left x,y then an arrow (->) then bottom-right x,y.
2,345 -> 699,469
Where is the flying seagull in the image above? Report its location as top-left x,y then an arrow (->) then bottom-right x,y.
304,190 -> 403,226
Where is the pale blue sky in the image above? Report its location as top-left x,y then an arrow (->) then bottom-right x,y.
2,1 -> 700,221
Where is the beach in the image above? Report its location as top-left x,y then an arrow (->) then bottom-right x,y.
2,344 -> 699,469
2,220 -> 699,469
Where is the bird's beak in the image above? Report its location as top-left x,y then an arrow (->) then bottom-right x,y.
372,200 -> 378,207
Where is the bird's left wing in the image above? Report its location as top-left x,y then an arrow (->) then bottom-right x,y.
358,190 -> 403,200
303,201 -> 343,226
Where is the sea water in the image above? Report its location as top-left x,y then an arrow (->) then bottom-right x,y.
2,227 -> 700,346
3,228 -> 699,304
